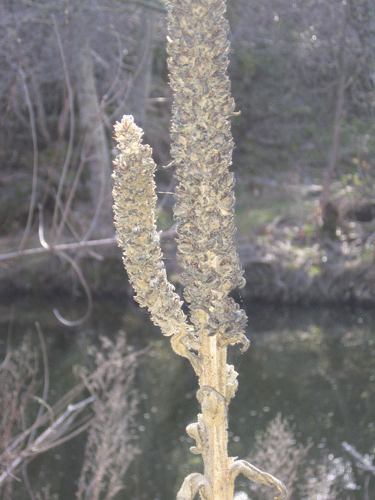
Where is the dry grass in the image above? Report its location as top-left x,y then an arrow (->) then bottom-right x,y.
0,330 -> 141,499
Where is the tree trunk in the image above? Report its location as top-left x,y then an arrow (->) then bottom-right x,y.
76,40 -> 112,238
320,7 -> 347,235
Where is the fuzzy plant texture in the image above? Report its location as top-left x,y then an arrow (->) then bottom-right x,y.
112,1 -> 287,500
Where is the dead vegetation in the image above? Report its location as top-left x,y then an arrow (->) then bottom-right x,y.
0,328 -> 141,500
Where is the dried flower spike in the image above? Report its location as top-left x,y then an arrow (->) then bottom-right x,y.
112,0 -> 287,498
112,116 -> 200,373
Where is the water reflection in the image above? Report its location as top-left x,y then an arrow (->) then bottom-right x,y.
0,297 -> 374,499
226,305 -> 375,499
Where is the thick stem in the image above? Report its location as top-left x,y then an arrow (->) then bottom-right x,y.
199,335 -> 229,500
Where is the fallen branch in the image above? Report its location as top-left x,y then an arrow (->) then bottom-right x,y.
342,441 -> 375,476
0,237 -> 117,262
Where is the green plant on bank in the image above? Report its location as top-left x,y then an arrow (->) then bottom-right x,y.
112,1 -> 286,500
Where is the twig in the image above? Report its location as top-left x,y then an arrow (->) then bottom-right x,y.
342,441 -> 375,476
18,67 -> 38,251
2,382 -> 86,459
31,397 -> 94,450
103,12 -> 156,126
0,237 -> 117,261
22,465 -> 36,500
102,27 -> 124,103
28,323 -> 49,445
0,396 -> 95,486
54,110 -> 101,244
49,195 -> 105,260
37,206 -> 94,326
52,249 -> 93,326
51,14 -> 75,240
79,100 -> 109,243
0,304 -> 15,371
21,0 -> 166,13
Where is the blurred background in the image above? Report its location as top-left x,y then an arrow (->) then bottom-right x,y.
0,0 -> 374,499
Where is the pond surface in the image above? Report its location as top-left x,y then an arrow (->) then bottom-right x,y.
0,295 -> 374,500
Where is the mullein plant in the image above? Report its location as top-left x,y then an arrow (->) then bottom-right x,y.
112,0 -> 287,499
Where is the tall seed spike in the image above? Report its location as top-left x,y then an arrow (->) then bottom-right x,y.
112,116 -> 201,373
112,0 -> 287,498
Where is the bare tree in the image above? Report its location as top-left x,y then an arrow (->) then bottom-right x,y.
0,0 -> 167,324
227,0 -> 368,180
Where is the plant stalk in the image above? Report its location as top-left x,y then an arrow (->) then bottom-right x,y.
112,0 -> 287,498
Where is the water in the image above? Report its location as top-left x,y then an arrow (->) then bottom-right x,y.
0,295 -> 374,499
